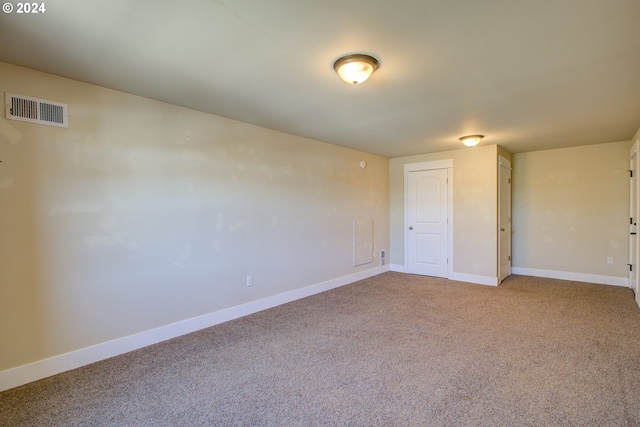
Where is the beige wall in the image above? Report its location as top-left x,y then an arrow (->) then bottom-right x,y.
0,62 -> 389,371
512,141 -> 630,277
389,145 -> 501,279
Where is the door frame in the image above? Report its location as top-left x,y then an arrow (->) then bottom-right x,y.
498,155 -> 512,283
404,160 -> 453,278
630,141 -> 639,302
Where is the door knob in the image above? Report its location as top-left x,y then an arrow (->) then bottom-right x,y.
500,228 -> 505,232
409,226 -> 414,230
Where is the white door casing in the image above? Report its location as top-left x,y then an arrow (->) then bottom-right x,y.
404,160 -> 453,278
630,142 -> 639,300
498,156 -> 512,283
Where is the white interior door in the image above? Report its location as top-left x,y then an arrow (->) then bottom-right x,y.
406,169 -> 448,277
499,156 -> 512,283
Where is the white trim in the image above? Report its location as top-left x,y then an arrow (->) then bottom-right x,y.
390,264 -> 406,273
450,272 -> 499,286
498,155 -> 512,282
512,267 -> 629,287
0,265 -> 389,392
499,156 -> 512,169
447,170 -> 454,279
403,159 -> 454,279
403,159 -> 453,173
388,266 -> 497,286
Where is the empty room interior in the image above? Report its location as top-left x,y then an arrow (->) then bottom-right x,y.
1,1 -> 640,425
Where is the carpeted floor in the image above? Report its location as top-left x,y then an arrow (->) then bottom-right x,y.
2,272 -> 640,426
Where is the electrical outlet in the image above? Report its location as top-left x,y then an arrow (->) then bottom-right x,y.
246,275 -> 253,287
607,257 -> 614,265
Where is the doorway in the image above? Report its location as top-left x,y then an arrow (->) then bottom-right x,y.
498,156 -> 512,283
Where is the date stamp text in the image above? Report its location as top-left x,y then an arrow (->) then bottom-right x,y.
3,3 -> 46,14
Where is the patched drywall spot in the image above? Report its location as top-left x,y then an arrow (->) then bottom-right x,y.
216,212 -> 224,232
99,215 -> 121,234
178,242 -> 191,259
0,120 -> 22,144
49,202 -> 103,216
228,220 -> 246,232
0,177 -> 14,190
85,215 -> 130,248
174,242 -> 192,268
86,233 -> 126,248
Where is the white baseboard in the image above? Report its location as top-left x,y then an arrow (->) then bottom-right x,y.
390,264 -> 405,273
0,265 -> 389,392
449,272 -> 499,286
390,264 -> 497,286
512,267 -> 629,287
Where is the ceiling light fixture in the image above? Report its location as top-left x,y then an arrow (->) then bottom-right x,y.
459,135 -> 484,147
333,54 -> 379,85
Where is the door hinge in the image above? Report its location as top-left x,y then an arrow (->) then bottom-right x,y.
629,170 -> 634,177
629,264 -> 633,272
508,255 -> 511,261
508,178 -> 511,184
632,218 -> 634,225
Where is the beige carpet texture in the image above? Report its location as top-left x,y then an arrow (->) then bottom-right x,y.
2,272 -> 640,426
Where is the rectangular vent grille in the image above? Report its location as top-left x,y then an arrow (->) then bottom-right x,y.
5,92 -> 68,128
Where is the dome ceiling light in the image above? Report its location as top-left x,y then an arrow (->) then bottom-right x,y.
459,135 -> 484,147
333,54 -> 379,85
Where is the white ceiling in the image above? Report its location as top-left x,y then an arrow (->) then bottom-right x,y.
1,0 -> 639,158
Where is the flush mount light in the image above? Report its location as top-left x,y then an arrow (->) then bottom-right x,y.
333,54 -> 379,85
459,135 -> 484,147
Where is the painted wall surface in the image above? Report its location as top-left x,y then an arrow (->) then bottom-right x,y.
389,145 -> 498,279
512,141 -> 630,277
0,62 -> 389,371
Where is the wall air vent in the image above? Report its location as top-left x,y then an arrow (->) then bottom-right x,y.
5,92 -> 68,128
